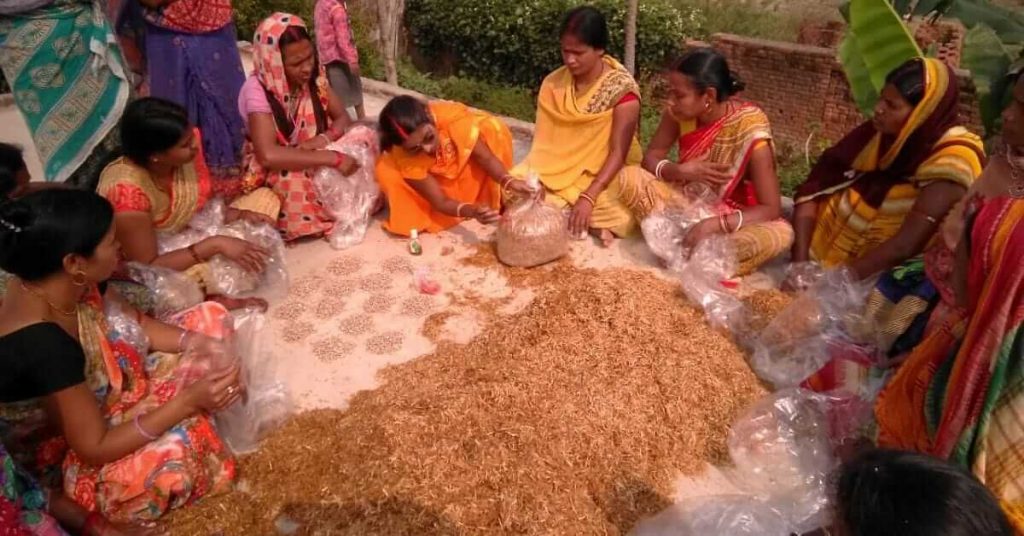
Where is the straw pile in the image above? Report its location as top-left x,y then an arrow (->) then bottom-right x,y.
743,289 -> 795,332
165,262 -> 765,535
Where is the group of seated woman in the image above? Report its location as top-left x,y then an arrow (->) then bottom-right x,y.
1,3 -> 1022,533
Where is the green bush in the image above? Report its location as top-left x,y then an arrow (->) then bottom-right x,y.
396,63 -> 538,123
405,0 -> 705,88
233,0 -> 314,41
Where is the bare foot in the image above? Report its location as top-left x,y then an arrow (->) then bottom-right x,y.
209,295 -> 269,312
589,228 -> 615,248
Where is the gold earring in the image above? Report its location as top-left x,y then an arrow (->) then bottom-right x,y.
71,271 -> 88,287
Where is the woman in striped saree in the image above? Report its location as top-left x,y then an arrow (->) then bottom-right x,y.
790,57 -> 984,282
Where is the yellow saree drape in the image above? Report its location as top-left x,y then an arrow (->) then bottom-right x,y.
512,56 -> 642,237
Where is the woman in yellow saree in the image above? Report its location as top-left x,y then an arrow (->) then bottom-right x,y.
98,98 -> 281,311
513,6 -> 644,245
790,58 -> 985,282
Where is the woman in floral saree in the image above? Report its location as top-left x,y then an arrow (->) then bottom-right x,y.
0,190 -> 241,523
875,72 -> 1024,531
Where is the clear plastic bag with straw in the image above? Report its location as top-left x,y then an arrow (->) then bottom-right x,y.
313,125 -> 381,250
496,173 -> 569,268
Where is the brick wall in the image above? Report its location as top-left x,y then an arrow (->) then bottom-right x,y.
705,33 -> 983,149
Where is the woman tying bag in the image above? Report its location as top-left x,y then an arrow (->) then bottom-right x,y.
375,96 -> 533,236
620,48 -> 792,276
789,57 -> 984,283
0,190 -> 241,524
513,6 -> 646,246
98,97 -> 280,312
239,12 -> 375,242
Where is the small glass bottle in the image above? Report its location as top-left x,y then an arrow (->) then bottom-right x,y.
409,228 -> 423,256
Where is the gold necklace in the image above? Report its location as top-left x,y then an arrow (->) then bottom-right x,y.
19,281 -> 78,317
1007,144 -> 1024,199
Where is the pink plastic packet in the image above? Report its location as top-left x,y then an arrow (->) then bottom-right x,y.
414,267 -> 441,295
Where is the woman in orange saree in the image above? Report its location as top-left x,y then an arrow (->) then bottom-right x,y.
875,71 -> 1024,529
375,96 -> 532,237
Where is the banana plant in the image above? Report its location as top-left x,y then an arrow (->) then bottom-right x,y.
839,0 -> 922,116
962,25 -> 1024,134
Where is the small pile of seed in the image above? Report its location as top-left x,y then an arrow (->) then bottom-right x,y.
381,256 -> 413,274
289,275 -> 324,299
281,321 -> 315,343
327,256 -> 363,276
743,289 -> 796,332
366,331 -> 404,355
362,293 -> 395,314
314,296 -> 347,319
400,295 -> 435,317
338,314 -> 374,336
359,273 -> 393,293
323,278 -> 358,297
271,301 -> 306,321
311,336 -> 356,363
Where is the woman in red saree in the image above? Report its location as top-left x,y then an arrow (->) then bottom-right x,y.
621,48 -> 792,276
875,72 -> 1024,529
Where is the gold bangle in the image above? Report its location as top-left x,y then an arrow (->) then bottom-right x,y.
578,192 -> 596,206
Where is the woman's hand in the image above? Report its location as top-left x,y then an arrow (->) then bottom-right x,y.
469,205 -> 501,225
298,135 -> 330,151
209,236 -> 269,273
182,364 -> 245,413
671,153 -> 732,186
569,199 -> 594,237
335,152 -> 360,176
683,217 -> 720,250
504,179 -> 538,197
226,207 -> 275,227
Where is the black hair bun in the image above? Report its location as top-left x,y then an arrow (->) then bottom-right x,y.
730,71 -> 746,94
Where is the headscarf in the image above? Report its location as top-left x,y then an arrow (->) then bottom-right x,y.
796,58 -> 982,207
251,12 -> 329,144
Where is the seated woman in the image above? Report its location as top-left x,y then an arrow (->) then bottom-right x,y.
0,190 -> 241,523
790,57 -> 985,282
874,73 -> 1024,530
239,12 -> 373,242
375,96 -> 532,236
513,6 -> 645,246
623,47 -> 793,277
97,97 -> 278,311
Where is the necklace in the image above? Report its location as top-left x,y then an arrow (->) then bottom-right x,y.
1008,153 -> 1024,199
19,281 -> 78,317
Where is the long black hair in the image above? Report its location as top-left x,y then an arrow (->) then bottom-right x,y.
0,189 -> 114,282
672,48 -> 746,102
120,97 -> 191,167
0,143 -> 26,199
378,96 -> 433,152
837,449 -> 1012,536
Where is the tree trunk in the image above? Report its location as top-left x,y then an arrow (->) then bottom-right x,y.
376,0 -> 405,85
624,0 -> 639,75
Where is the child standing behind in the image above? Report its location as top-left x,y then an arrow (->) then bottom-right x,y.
315,0 -> 365,119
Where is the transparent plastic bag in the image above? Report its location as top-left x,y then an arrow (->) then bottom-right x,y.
314,126 -> 381,250
630,496 -> 793,536
751,267 -> 876,387
215,309 -> 293,454
124,262 -> 204,320
172,330 -> 239,391
205,219 -> 289,301
414,266 -> 441,295
104,299 -> 151,357
726,389 -> 837,533
641,183 -> 719,271
678,236 -> 746,332
497,176 -> 568,268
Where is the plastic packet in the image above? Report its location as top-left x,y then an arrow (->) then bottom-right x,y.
104,299 -> 151,357
726,389 -> 837,533
414,266 -> 441,295
124,262 -> 204,320
497,175 -> 568,267
630,496 -> 793,536
313,126 -> 381,250
214,308 -> 293,454
172,329 -> 238,391
206,218 -> 289,301
640,182 -> 719,270
678,236 -> 746,333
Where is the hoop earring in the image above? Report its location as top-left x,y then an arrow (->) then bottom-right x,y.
71,271 -> 88,287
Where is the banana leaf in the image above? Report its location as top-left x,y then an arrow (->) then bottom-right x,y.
839,32 -> 879,113
963,24 -> 1014,134
849,0 -> 923,91
945,0 -> 1024,43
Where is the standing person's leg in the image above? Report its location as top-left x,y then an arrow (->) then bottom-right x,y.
326,62 -> 363,120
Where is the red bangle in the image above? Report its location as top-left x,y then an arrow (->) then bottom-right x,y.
333,151 -> 346,168
82,512 -> 104,536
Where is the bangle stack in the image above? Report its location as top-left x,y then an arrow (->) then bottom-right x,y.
655,159 -> 671,180
718,211 -> 745,234
133,414 -> 159,441
577,192 -> 596,207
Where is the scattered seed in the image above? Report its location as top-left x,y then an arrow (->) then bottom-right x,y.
366,331 -> 404,355
400,295 -> 435,317
381,256 -> 413,274
314,296 -> 346,319
338,314 -> 374,336
359,273 -> 393,293
272,301 -> 307,321
327,256 -> 363,276
362,293 -> 395,314
289,275 -> 324,299
323,278 -> 358,296
281,321 -> 315,343
311,336 -> 356,363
